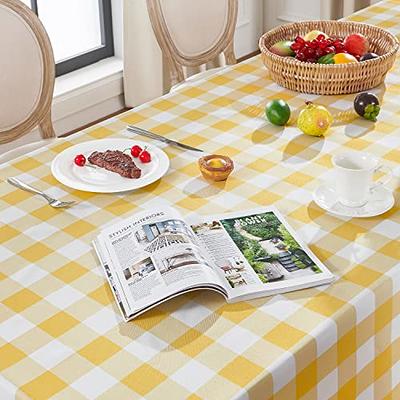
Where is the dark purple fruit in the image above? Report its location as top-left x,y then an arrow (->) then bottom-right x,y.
354,92 -> 380,121
360,52 -> 379,61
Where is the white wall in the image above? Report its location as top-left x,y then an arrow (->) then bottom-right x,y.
234,0 -> 263,58
263,0 -> 377,30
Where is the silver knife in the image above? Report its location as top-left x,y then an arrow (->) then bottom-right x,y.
127,125 -> 204,152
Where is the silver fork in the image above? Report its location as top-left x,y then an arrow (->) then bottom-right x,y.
7,177 -> 76,208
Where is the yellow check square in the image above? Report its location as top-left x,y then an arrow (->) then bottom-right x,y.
0,343 -> 26,371
21,372 -> 67,399
79,337 -> 121,364
264,322 -> 306,350
219,356 -> 263,387
123,365 -> 167,395
3,288 -> 41,313
39,311 -> 79,337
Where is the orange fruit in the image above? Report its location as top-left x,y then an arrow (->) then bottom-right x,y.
333,53 -> 358,64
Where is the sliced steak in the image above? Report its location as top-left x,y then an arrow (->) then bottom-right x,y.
88,150 -> 141,179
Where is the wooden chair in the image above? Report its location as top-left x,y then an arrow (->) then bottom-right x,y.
0,0 -> 56,164
146,0 -> 238,91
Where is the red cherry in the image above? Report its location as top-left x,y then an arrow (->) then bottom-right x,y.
139,150 -> 151,163
131,145 -> 142,158
291,42 -> 302,51
74,154 -> 86,167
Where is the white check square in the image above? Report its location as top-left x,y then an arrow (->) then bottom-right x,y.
260,295 -> 302,321
24,222 -> 59,241
182,122 -> 207,134
171,360 -> 214,392
124,331 -> 168,362
0,315 -> 34,341
181,98 -> 207,109
317,369 -> 338,400
358,385 -> 374,400
151,111 -> 176,123
84,307 -> 120,334
10,264 -> 47,287
336,242 -> 375,264
0,206 -> 26,224
218,326 -> 258,354
349,288 -> 375,324
356,337 -> 374,373
0,246 -> 14,262
31,340 -> 74,369
209,86 -> 234,96
171,301 -> 212,327
71,368 -> 117,399
58,240 -> 91,260
311,318 -> 337,357
373,219 -> 400,238
393,360 -> 400,388
46,285 -> 85,309
269,352 -> 295,392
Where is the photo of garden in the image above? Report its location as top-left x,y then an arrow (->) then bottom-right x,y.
220,212 -> 322,284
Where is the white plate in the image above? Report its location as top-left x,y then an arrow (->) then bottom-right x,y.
313,184 -> 394,218
51,139 -> 170,193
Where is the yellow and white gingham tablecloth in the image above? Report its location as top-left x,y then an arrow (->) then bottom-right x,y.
1,2 -> 400,399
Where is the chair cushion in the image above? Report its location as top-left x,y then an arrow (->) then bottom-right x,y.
0,4 -> 43,131
159,0 -> 229,56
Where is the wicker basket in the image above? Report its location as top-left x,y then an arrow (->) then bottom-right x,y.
259,20 -> 399,95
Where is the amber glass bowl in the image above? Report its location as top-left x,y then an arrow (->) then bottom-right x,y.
198,155 -> 234,181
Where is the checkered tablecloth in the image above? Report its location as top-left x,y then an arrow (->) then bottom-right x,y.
1,2 -> 400,399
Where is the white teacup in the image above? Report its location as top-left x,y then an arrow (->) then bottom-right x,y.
332,152 -> 392,207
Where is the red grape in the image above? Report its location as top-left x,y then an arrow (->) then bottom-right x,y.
291,42 -> 302,51
291,34 -> 344,63
304,47 -> 315,58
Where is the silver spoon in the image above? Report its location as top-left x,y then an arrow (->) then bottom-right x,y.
7,177 -> 76,208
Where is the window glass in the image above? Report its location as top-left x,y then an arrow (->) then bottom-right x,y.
36,0 -> 102,62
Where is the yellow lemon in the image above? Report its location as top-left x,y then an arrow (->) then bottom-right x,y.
303,30 -> 328,42
333,53 -> 358,64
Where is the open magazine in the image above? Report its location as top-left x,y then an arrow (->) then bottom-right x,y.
93,207 -> 335,321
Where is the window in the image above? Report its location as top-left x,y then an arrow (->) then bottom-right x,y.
22,0 -> 114,76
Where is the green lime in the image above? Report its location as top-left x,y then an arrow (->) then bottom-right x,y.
317,53 -> 335,64
265,99 -> 291,126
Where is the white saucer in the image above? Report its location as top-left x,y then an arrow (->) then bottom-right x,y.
313,184 -> 395,218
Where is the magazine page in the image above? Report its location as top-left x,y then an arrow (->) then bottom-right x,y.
96,207 -> 227,316
189,207 -> 335,301
93,236 -> 132,320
